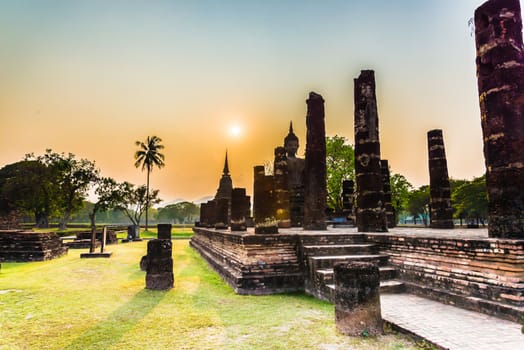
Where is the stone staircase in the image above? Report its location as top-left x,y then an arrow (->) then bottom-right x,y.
299,233 -> 405,302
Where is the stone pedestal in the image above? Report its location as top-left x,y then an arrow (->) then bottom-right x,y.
145,239 -> 174,290
427,130 -> 454,229
157,224 -> 172,239
380,160 -> 396,228
334,261 -> 383,336
354,70 -> 388,232
303,92 -> 327,230
474,0 -> 524,238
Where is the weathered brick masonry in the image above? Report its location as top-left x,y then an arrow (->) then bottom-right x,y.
0,230 -> 68,262
366,233 -> 524,322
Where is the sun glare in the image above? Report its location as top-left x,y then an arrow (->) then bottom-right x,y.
230,124 -> 242,137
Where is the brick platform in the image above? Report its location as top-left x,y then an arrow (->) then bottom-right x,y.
0,230 -> 68,262
191,226 -> 524,323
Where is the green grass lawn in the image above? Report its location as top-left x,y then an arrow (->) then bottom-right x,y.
0,240 -> 419,350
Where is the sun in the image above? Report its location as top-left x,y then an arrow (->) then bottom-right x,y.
229,124 -> 242,137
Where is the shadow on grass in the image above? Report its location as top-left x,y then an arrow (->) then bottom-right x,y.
64,288 -> 166,350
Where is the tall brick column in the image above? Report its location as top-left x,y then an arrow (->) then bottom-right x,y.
303,92 -> 327,230
231,188 -> 250,231
380,160 -> 396,228
253,165 -> 278,234
354,70 -> 388,232
475,0 -> 524,238
427,130 -> 454,229
274,146 -> 291,228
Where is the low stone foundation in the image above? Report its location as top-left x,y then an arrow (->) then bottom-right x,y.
191,226 -> 524,323
190,227 -> 303,294
0,230 -> 68,262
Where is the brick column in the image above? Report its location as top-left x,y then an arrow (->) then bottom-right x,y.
354,70 -> 388,232
231,188 -> 249,231
253,165 -> 278,234
474,0 -> 524,238
145,239 -> 174,290
274,146 -> 291,228
303,92 -> 327,230
427,130 -> 454,229
380,160 -> 396,228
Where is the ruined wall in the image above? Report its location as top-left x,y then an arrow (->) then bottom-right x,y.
0,231 -> 68,262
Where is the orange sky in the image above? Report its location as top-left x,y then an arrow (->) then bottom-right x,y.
0,1 -> 495,204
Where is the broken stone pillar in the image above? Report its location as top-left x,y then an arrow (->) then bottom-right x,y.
253,165 -> 278,234
342,180 -> 356,224
274,146 -> 291,228
427,130 -> 454,229
380,160 -> 396,228
214,198 -> 229,229
354,70 -> 388,232
145,239 -> 174,290
157,224 -> 172,240
474,0 -> 524,238
334,261 -> 383,336
303,92 -> 327,230
231,188 -> 250,231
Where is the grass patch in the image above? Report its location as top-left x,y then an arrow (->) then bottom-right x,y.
0,240 -> 418,349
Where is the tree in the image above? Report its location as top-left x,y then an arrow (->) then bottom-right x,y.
157,202 -> 200,223
29,150 -> 99,229
326,135 -> 355,213
134,136 -> 165,231
390,173 -> 413,223
452,175 -> 487,226
88,177 -> 122,229
0,160 -> 58,227
115,182 -> 161,227
407,186 -> 430,226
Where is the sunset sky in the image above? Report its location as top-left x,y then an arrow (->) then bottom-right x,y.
0,0 -> 509,204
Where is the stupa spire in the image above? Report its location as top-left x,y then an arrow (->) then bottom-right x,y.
223,150 -> 230,175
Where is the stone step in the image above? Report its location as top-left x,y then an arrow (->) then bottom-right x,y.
309,254 -> 390,269
315,266 -> 398,285
302,244 -> 378,256
299,233 -> 368,245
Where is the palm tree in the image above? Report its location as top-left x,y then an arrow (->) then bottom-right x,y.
134,135 -> 165,231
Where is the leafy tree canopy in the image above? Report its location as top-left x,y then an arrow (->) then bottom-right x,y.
326,135 -> 355,213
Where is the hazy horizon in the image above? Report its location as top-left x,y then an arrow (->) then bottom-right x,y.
0,0 -> 507,204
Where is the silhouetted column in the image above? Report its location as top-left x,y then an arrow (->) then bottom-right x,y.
342,180 -> 356,223
215,198 -> 229,229
274,146 -> 291,228
475,0 -> 524,238
254,165 -> 278,234
334,262 -> 383,336
380,160 -> 396,228
427,130 -> 454,229
199,203 -> 208,227
145,239 -> 174,290
303,92 -> 327,230
205,200 -> 216,228
354,70 -> 388,232
231,188 -> 249,231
